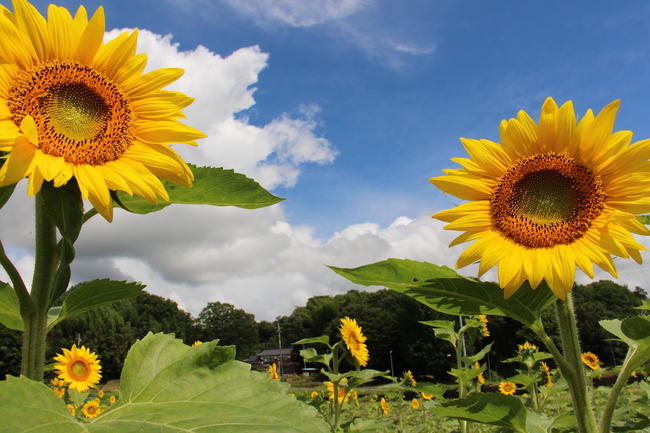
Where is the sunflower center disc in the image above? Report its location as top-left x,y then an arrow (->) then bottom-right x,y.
491,153 -> 605,248
8,60 -> 134,165
70,360 -> 89,380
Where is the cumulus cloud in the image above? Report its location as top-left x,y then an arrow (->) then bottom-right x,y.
221,0 -> 371,27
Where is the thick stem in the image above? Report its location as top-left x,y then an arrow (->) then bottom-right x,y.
555,296 -> 598,433
21,193 -> 58,381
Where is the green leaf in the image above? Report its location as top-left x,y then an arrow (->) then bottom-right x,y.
600,319 -> 637,348
621,316 -> 650,341
634,300 -> 650,311
432,393 -> 528,432
49,280 -> 146,330
328,259 -> 556,327
116,165 -> 285,213
461,342 -> 493,364
0,282 -> 22,331
637,215 -> 650,225
299,348 -> 332,366
100,332 -> 328,432
0,183 -> 16,212
294,335 -> 330,346
414,383 -> 448,400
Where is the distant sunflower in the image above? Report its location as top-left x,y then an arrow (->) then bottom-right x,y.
411,398 -> 419,409
499,382 -> 517,396
109,395 -> 116,404
326,378 -> 350,403
268,363 -> 279,380
581,352 -> 600,370
478,315 -> 490,337
53,344 -> 101,392
475,362 -> 485,384
540,361 -> 553,386
380,397 -> 389,415
81,400 -> 103,419
0,0 -> 206,221
421,392 -> 433,400
431,98 -> 650,299
339,317 -> 369,367
405,370 -> 417,387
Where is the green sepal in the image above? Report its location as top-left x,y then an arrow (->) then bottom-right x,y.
328,259 -> 556,327
48,280 -> 146,330
0,282 -> 22,331
115,165 -> 285,214
432,393 -> 528,432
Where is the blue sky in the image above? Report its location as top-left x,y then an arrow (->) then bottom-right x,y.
5,0 -> 650,320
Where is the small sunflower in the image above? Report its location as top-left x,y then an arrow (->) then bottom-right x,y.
475,362 -> 485,384
411,398 -> 420,409
518,341 -> 538,352
478,315 -> 490,337
109,395 -> 116,404
268,363 -> 279,380
326,378 -> 349,403
499,382 -> 517,396
53,344 -> 102,392
0,0 -> 206,221
67,404 -> 77,416
421,392 -> 433,400
310,391 -> 319,398
81,400 -> 103,419
581,352 -> 600,370
431,98 -> 650,299
97,390 -> 104,398
191,341 -> 203,347
380,397 -> 389,415
540,361 -> 553,386
405,370 -> 417,387
339,317 -> 369,367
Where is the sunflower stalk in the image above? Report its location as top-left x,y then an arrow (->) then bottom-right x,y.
554,296 -> 598,433
21,192 -> 59,381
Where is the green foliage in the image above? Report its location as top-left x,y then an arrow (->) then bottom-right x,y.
0,333 -> 329,432
0,282 -> 21,331
116,165 -> 285,214
433,393 -> 528,432
196,301 -> 260,360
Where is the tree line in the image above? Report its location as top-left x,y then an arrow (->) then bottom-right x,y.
0,280 -> 645,382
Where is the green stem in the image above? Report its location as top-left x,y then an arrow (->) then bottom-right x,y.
456,325 -> 469,433
21,192 -> 59,381
600,349 -> 641,433
555,296 -> 598,433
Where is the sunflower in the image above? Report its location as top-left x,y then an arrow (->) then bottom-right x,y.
581,352 -> 600,370
109,395 -> 116,404
421,392 -> 433,400
326,378 -> 350,403
0,0 -> 206,221
540,361 -> 553,386
405,370 -> 417,387
431,98 -> 650,299
339,317 -> 369,367
411,398 -> 419,409
475,362 -> 485,384
53,344 -> 102,392
191,341 -> 203,347
499,382 -> 517,396
81,400 -> 103,419
478,314 -> 490,337
268,363 -> 279,380
380,397 -> 389,415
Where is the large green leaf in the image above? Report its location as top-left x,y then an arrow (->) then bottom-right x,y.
0,282 -> 23,331
0,333 -> 329,432
329,259 -> 556,327
116,165 -> 285,214
432,393 -> 528,432
49,280 -> 146,330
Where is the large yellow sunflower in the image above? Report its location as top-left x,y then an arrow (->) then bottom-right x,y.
431,98 -> 650,299
53,344 -> 102,392
0,0 -> 206,221
339,317 -> 369,367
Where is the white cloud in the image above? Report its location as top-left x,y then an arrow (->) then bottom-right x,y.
221,0 -> 371,27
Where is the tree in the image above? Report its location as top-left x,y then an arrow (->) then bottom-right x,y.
196,302 -> 259,360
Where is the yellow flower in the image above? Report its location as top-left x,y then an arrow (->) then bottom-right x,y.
541,361 -> 553,386
0,0 -> 206,221
339,317 -> 369,367
310,391 -> 319,398
581,352 -> 600,370
109,395 -> 116,404
518,341 -> 538,352
431,98 -> 650,299
421,392 -> 434,400
67,404 -> 77,416
53,344 -> 102,393
405,370 -> 417,387
192,341 -> 203,347
97,390 -> 104,398
475,362 -> 485,384
411,398 -> 419,409
52,386 -> 65,398
499,382 -> 517,396
478,315 -> 490,337
81,399 -> 103,419
380,397 -> 389,415
268,363 -> 279,380
326,378 -> 350,403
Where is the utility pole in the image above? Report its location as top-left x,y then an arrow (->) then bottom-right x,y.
276,317 -> 283,378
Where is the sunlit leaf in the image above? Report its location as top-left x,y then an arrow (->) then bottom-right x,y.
0,282 -> 22,331
116,165 -> 285,213
432,393 -> 528,432
329,259 -> 556,327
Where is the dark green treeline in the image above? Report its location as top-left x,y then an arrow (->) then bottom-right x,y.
0,280 -> 645,381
